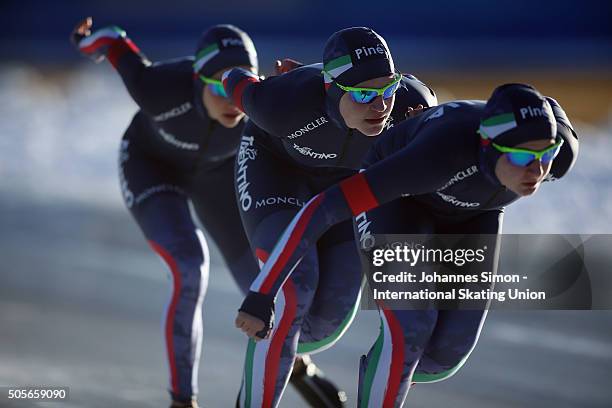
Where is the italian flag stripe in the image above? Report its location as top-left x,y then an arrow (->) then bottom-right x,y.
479,122 -> 518,140
193,44 -> 220,73
366,308 -> 393,407
479,113 -> 517,139
263,279 -> 297,407
326,55 -> 353,78
195,43 -> 219,60
243,339 -> 256,406
360,318 -> 385,407
382,308 -> 406,407
253,193 -> 324,294
79,26 -> 124,48
481,112 -> 515,126
325,55 -> 352,72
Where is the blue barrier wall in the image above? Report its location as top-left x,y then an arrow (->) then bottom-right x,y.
1,0 -> 610,68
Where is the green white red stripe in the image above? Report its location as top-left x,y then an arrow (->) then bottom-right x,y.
479,113 -> 517,139
78,25 -> 140,69
382,308 -> 406,407
240,247 -> 273,407
250,193 -> 325,294
324,55 -> 353,79
263,279 -> 297,406
323,54 -> 353,89
360,307 -> 406,408
360,312 -> 392,407
79,26 -> 125,53
241,279 -> 297,407
193,43 -> 220,73
241,339 -> 256,407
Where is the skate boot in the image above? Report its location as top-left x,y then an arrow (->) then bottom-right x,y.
170,398 -> 199,408
289,355 -> 347,407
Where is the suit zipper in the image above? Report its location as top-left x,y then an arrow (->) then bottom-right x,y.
336,128 -> 354,167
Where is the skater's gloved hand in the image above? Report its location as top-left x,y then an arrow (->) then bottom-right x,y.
70,16 -> 125,63
274,58 -> 303,75
236,291 -> 275,341
405,104 -> 428,118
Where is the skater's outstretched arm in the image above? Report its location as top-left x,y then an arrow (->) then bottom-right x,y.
70,17 -> 161,114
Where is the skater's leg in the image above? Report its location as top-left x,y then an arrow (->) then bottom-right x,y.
119,130 -> 208,403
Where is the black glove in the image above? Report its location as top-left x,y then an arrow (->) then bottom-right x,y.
239,291 -> 275,339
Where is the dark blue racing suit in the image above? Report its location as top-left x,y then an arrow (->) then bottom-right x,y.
241,98 -> 578,407
224,64 -> 438,406
84,30 -> 259,403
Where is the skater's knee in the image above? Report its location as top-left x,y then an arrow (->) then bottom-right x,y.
151,234 -> 209,295
298,297 -> 359,354
163,232 -> 208,267
418,339 -> 475,376
374,310 -> 438,372
412,353 -> 469,383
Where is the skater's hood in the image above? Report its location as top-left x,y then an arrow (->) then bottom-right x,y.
193,24 -> 258,118
477,83 -> 557,185
322,27 -> 395,129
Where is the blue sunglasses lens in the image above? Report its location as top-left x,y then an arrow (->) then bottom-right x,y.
348,80 -> 400,104
506,152 -> 536,167
209,83 -> 227,97
349,90 -> 378,104
506,144 -> 562,167
541,145 -> 561,164
383,81 -> 400,99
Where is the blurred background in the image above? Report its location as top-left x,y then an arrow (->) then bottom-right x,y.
1,0 -> 611,407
